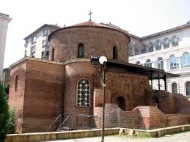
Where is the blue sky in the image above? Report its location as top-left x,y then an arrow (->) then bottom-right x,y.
1,0 -> 190,67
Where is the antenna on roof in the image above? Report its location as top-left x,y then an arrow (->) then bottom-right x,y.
88,11 -> 93,21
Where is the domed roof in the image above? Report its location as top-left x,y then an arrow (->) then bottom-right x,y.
48,20 -> 130,41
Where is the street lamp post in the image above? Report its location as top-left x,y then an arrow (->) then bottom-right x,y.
90,56 -> 107,142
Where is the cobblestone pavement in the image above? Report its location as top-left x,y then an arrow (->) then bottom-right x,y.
44,131 -> 190,142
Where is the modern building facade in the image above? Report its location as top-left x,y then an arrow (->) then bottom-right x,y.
0,13 -> 11,80
129,21 -> 190,98
24,24 -> 60,60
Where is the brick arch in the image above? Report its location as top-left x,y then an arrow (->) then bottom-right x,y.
111,92 -> 129,111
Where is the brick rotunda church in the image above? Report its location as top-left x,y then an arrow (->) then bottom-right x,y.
9,20 -> 190,133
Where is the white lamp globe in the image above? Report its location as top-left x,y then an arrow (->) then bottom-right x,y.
99,56 -> 107,64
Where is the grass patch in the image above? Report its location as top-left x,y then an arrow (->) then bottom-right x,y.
133,133 -> 152,138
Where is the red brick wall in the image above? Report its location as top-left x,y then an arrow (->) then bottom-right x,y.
50,27 -> 129,62
94,105 -> 190,130
106,69 -> 149,111
9,59 -> 65,133
9,60 -> 26,133
64,61 -> 97,116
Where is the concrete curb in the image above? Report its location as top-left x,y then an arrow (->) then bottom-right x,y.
6,124 -> 190,142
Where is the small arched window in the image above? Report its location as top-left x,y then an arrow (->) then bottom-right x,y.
77,44 -> 84,58
77,79 -> 90,107
172,35 -> 178,46
157,57 -> 164,69
15,75 -> 18,91
172,83 -> 177,94
186,81 -> 190,96
141,44 -> 147,54
51,48 -> 55,61
145,59 -> 152,67
163,37 -> 169,48
136,61 -> 140,65
169,54 -> 178,69
181,52 -> 190,68
155,40 -> 161,50
148,42 -> 154,52
113,46 -> 118,60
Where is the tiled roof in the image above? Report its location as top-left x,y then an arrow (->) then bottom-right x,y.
71,20 -> 109,27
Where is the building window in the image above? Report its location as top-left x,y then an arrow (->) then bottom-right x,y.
15,75 -> 18,91
77,43 -> 84,58
32,35 -> 36,43
148,42 -> 154,52
134,47 -> 140,55
144,59 -> 152,67
113,46 -> 118,60
172,35 -> 178,46
128,46 -> 133,56
41,51 -> 44,58
43,29 -> 47,36
157,57 -> 164,69
46,51 -> 49,58
136,61 -> 140,65
181,52 -> 190,68
77,79 -> 90,107
141,44 -> 147,54
42,40 -> 46,47
186,81 -> 190,96
155,40 -> 161,50
172,83 -> 177,94
30,46 -> 35,53
51,48 -> 55,61
30,46 -> 35,58
163,37 -> 169,48
169,54 -> 178,69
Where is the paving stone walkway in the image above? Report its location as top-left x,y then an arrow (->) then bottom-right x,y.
44,131 -> 190,142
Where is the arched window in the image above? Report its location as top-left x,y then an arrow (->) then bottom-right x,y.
51,48 -> 55,61
169,54 -> 178,69
15,75 -> 18,91
136,61 -> 140,65
134,47 -> 139,55
148,42 -> 154,52
128,45 -> 133,56
77,79 -> 90,107
186,81 -> 190,96
157,57 -> 164,69
163,37 -> 169,48
172,35 -> 178,46
155,40 -> 161,50
172,83 -> 177,94
141,44 -> 147,54
181,52 -> 190,68
145,59 -> 152,67
77,44 -> 84,58
113,46 -> 118,60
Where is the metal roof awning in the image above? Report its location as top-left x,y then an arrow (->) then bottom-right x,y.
106,60 -> 180,80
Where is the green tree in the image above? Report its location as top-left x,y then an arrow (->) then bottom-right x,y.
0,84 -> 10,142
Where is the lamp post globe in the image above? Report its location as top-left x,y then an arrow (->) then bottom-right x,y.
99,56 -> 107,64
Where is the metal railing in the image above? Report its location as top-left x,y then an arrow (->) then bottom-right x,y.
46,114 -> 62,132
58,114 -> 101,131
47,113 -> 101,132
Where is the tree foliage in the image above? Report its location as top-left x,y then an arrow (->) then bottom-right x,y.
0,84 -> 9,141
0,84 -> 15,142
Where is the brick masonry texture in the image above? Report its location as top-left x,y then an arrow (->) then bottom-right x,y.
49,27 -> 129,62
8,22 -> 190,133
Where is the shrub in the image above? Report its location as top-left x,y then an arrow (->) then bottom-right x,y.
0,84 -> 9,142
